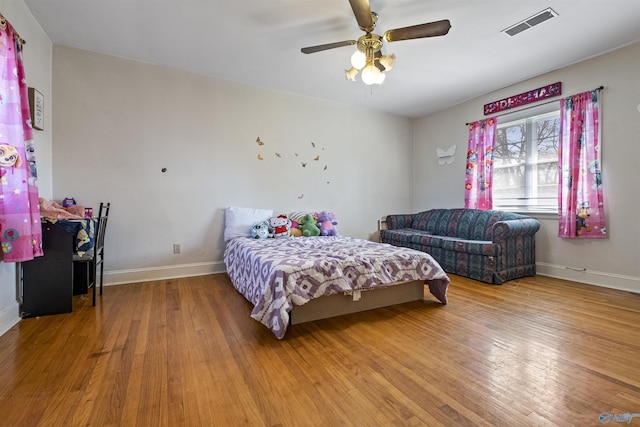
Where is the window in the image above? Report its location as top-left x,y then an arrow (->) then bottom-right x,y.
492,105 -> 560,213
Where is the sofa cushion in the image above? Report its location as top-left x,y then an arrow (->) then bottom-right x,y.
411,208 -> 532,240
411,209 -> 489,239
438,236 -> 500,256
381,229 -> 500,257
411,210 -> 438,233
381,228 -> 433,246
408,232 -> 444,248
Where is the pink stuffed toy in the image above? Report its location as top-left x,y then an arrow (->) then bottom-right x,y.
316,211 -> 338,236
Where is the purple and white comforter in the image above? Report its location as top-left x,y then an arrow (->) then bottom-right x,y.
224,236 -> 450,339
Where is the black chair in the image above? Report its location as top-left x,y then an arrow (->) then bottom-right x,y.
73,202 -> 110,306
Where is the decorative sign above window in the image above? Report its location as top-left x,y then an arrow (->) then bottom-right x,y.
484,82 -> 561,115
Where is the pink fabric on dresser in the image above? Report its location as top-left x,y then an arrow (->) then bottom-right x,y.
39,198 -> 85,220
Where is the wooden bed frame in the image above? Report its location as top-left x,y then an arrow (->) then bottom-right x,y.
290,280 -> 425,325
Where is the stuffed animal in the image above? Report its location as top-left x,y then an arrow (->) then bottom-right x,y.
250,221 -> 270,239
269,214 -> 291,239
316,211 -> 338,236
289,220 -> 303,237
298,213 -> 320,237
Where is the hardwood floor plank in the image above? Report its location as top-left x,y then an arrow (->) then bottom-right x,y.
0,273 -> 638,426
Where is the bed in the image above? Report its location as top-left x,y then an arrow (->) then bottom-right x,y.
224,235 -> 450,339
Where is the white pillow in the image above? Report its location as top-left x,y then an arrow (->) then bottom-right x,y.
224,206 -> 273,241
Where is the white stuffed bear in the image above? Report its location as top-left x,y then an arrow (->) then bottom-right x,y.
269,214 -> 291,239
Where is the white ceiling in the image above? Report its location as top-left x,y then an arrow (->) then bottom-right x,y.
22,0 -> 640,118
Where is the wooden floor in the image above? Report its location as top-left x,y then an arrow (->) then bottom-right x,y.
0,274 -> 639,427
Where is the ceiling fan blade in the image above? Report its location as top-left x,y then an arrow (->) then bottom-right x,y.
301,40 -> 356,54
348,0 -> 374,32
384,19 -> 451,42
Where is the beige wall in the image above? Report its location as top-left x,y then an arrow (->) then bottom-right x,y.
2,1 -> 639,337
413,41 -> 640,293
0,0 -> 53,335
51,46 -> 414,284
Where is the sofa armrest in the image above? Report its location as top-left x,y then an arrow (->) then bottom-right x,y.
492,218 -> 540,242
385,214 -> 415,230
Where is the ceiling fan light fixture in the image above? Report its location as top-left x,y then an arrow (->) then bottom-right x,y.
345,66 -> 359,81
350,50 -> 366,70
301,3 -> 450,87
361,63 -> 382,85
378,54 -> 396,71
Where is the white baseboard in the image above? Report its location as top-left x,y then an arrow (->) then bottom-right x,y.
0,302 -> 20,338
105,261 -> 640,294
103,261 -> 227,286
536,262 -> 640,294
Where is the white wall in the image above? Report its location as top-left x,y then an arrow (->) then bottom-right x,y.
0,0 -> 52,336
413,41 -> 640,293
51,46 -> 414,285
3,4 -> 638,339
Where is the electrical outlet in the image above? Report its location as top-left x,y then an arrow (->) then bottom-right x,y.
173,244 -> 181,254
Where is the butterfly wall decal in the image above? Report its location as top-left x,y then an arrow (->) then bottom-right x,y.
436,145 -> 456,166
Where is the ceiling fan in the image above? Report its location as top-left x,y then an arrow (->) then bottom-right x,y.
301,0 -> 451,85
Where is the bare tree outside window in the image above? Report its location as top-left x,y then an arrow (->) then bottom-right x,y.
493,110 -> 560,212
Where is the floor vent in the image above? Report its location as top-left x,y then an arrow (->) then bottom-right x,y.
502,8 -> 558,37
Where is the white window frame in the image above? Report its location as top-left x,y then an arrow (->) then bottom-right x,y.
492,103 -> 560,215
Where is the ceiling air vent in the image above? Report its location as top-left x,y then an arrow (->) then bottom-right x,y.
502,8 -> 558,37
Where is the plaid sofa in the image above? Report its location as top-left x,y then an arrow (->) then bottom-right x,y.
380,208 -> 540,284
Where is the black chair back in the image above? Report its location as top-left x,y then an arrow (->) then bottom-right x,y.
77,202 -> 111,306
95,202 -> 110,255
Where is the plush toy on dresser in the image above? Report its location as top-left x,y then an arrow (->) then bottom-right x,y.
316,211 -> 338,236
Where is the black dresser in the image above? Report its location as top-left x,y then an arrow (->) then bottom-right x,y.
21,222 -> 74,318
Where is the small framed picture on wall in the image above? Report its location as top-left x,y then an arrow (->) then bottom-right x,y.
28,87 -> 44,131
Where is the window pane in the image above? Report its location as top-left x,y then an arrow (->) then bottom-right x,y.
532,114 -> 559,210
535,115 -> 559,162
493,110 -> 559,212
495,122 -> 526,165
494,121 -> 526,208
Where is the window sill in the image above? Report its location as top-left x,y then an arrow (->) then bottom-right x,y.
507,210 -> 558,219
